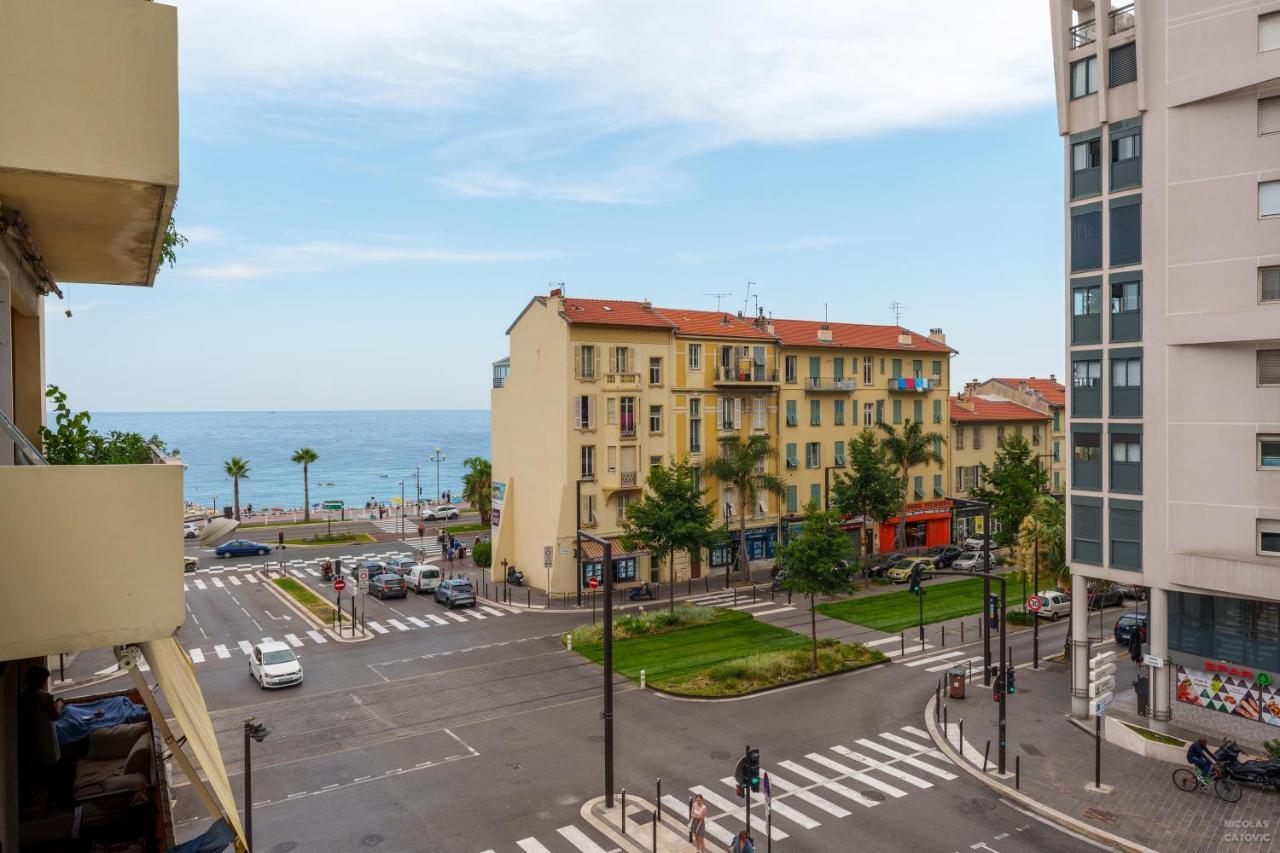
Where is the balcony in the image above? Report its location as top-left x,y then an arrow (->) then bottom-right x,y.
605,372 -> 642,389
1109,3 -> 1134,35
0,0 -> 178,286
620,424 -> 638,439
602,469 -> 642,492
714,367 -> 779,386
887,377 -> 936,393
1070,17 -> 1096,48
0,463 -> 183,661
804,377 -> 857,393
621,471 -> 638,488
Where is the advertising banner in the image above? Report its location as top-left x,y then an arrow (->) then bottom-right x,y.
1175,663 -> 1278,728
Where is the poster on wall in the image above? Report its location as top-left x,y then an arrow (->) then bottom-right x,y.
1175,664 -> 1278,728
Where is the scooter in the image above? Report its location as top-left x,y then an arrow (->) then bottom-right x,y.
1214,739 -> 1280,792
628,583 -> 658,601
506,567 -> 524,586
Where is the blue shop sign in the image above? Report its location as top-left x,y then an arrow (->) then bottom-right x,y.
730,526 -> 778,560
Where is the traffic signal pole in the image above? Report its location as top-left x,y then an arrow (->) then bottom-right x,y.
998,578 -> 1007,775
603,539 -> 615,808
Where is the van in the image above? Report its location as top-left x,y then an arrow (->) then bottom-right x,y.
407,564 -> 443,594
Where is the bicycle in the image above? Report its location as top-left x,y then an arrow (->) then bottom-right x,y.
1172,764 -> 1242,803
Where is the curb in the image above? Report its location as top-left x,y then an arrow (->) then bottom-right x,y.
257,570 -> 371,643
581,794 -> 686,853
923,693 -> 1159,853
647,660 -> 891,703
53,666 -> 131,694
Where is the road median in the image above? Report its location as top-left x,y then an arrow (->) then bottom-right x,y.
257,570 -> 370,643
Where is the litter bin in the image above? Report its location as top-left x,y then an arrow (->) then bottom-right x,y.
1134,675 -> 1150,716
948,665 -> 967,700
223,505 -> 234,519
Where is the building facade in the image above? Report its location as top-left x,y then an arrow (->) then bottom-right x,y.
490,289 -> 954,594
973,377 -> 1067,494
1050,0 -> 1280,729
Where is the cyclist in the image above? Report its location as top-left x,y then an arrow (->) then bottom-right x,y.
1186,737 -> 1215,787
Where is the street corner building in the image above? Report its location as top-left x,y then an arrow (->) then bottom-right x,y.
488,286 -> 956,596
1050,0 -> 1280,731
1,1 -> 245,849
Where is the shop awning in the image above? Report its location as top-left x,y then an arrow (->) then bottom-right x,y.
578,536 -> 648,561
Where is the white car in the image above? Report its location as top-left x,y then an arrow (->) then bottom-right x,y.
249,642 -> 303,689
952,551 -> 984,573
183,522 -> 200,539
1032,590 -> 1072,621
961,536 -> 986,551
406,564 -> 443,594
422,506 -> 460,521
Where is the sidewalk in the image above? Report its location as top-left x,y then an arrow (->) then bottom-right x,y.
926,661 -> 1278,853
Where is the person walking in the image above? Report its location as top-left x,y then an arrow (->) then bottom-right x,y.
728,829 -> 754,853
689,793 -> 707,852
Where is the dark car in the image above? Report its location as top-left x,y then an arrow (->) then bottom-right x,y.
215,539 -> 271,558
924,545 -> 963,569
1114,612 -> 1148,644
1114,583 -> 1148,601
1088,584 -> 1125,609
868,552 -> 905,578
434,579 -> 476,609
368,573 -> 407,600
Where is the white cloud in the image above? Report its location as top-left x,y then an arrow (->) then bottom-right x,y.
191,262 -> 264,280
180,225 -> 225,244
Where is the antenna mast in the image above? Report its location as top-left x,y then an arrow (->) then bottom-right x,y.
743,281 -> 755,316
890,301 -> 906,327
705,292 -> 733,311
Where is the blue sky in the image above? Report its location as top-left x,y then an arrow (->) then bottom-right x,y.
46,1 -> 1062,412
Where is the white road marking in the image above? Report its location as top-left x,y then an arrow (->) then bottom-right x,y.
228,575 -> 242,586
387,619 -> 409,631
900,725 -> 931,739
863,635 -> 905,647
717,777 -> 806,833
305,568 -> 320,577
904,651 -> 963,667
479,606 -> 507,617
214,644 -> 231,659
237,641 -> 253,655
368,621 -> 390,634
780,758 -> 881,808
924,655 -> 982,673
753,606 -> 796,616
556,825 -> 607,853
188,648 -> 205,663
245,574 -> 259,583
408,617 -> 429,628
516,838 -> 553,853
762,769 -> 850,818
212,578 -> 225,588
425,614 -> 449,626
444,611 -> 468,623
193,580 -> 207,590
844,745 -> 935,788
306,630 -> 328,644
823,748 -> 908,797
463,609 -> 488,620
284,634 -> 303,648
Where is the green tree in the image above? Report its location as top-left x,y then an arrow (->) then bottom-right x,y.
831,430 -> 903,577
160,216 -> 187,269
620,457 -> 716,612
702,434 -> 786,585
779,503 -> 856,669
461,457 -> 493,523
291,447 -> 319,521
973,433 -> 1049,549
223,457 -> 251,521
40,385 -> 166,464
878,418 -> 947,549
1016,495 -> 1066,593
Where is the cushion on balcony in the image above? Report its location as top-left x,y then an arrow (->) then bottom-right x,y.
85,722 -> 150,760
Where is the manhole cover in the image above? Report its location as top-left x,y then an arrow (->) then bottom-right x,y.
270,844 -> 298,853
860,790 -> 886,802
1082,808 -> 1119,825
359,834 -> 384,847
710,750 -> 731,760
1021,744 -> 1043,757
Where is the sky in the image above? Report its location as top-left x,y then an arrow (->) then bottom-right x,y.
45,1 -> 1065,412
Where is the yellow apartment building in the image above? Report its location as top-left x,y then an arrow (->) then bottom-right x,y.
969,376 -> 1067,494
490,288 -> 956,594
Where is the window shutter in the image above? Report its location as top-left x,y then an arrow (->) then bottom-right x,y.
573,397 -> 584,429
574,345 -> 582,378
1261,11 -> 1280,52
1110,199 -> 1141,266
587,395 -> 596,428
1259,350 -> 1280,385
1109,43 -> 1136,87
608,347 -> 617,374
1261,181 -> 1280,217
1260,97 -> 1280,135
733,398 -> 743,428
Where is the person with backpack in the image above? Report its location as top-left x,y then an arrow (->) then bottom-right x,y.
729,829 -> 754,853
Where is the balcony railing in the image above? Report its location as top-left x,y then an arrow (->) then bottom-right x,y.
620,471 -> 638,487
887,377 -> 935,392
805,377 -> 857,392
714,367 -> 779,385
492,375 -> 506,389
1070,17 -> 1096,48
1109,3 -> 1135,35
620,426 -> 637,439
606,372 -> 641,385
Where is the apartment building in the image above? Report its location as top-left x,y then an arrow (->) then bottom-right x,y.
0,1 -> 243,847
965,377 -> 1068,494
490,289 -> 954,594
1050,0 -> 1280,730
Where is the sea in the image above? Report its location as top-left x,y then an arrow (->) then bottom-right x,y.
90,410 -> 491,512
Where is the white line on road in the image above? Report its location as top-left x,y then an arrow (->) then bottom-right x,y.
214,644 -> 230,659
444,611 -> 468,623
188,648 -> 205,663
844,744 -> 935,788
463,609 -> 487,619
284,634 -> 303,647
212,578 -> 225,588
408,617 -> 429,628
193,580 -> 207,590
425,614 -> 449,626
479,606 -> 507,617
367,621 -> 390,634
245,574 -> 259,583
387,619 -> 409,632
924,655 -> 982,673
228,575 -> 242,586
557,825 -> 607,853
306,630 -> 327,644
516,839 -> 553,853
863,635 -> 905,647
904,651 -> 964,667
753,606 -> 796,616
762,769 -> 850,818
237,641 -> 253,655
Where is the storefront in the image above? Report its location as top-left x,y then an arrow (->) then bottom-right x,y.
579,537 -> 649,585
730,525 -> 779,561
877,500 -> 953,552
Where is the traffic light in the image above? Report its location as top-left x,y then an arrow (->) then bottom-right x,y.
1005,665 -> 1016,694
909,565 -> 922,595
992,667 -> 1003,701
745,748 -> 761,793
987,593 -> 1000,626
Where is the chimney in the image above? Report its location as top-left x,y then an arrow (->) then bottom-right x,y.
1049,373 -> 1057,383
817,324 -> 833,344
928,328 -> 946,344
642,300 -> 652,308
897,330 -> 913,346
549,285 -> 563,298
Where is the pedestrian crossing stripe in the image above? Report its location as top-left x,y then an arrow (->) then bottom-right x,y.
409,617 -> 429,628
306,630 -> 327,644
188,648 -> 205,663
863,635 -> 905,648
387,619 -> 409,631
212,578 -> 225,588
367,621 -> 390,634
214,644 -> 230,659
903,650 -> 963,667
923,655 -> 982,673
777,760 -> 879,809
237,641 -> 252,655
284,634 -> 303,647
555,825 -> 606,853
228,575 -> 242,586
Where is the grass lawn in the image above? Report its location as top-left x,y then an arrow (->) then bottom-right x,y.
573,610 -> 883,696
443,522 -> 488,534
283,532 -> 375,546
241,517 -> 361,528
273,577 -> 346,623
817,573 -> 1012,633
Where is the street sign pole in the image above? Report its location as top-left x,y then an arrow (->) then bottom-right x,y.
1032,542 -> 1040,669
982,506 -> 992,686
602,541 -> 615,809
998,577 -> 1007,774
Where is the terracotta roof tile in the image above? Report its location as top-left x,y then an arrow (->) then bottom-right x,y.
770,318 -> 954,353
652,307 -> 776,340
990,377 -> 1066,407
950,396 -> 1051,423
559,297 -> 676,329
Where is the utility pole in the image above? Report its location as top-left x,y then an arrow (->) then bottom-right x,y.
428,448 -> 446,502
415,466 -> 421,511
399,480 -> 406,541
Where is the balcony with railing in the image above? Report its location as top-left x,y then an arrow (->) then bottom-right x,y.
804,376 -> 857,393
714,366 -> 779,386
1109,3 -> 1134,35
1069,17 -> 1096,48
887,376 -> 937,393
605,372 -> 642,389
621,470 -> 638,488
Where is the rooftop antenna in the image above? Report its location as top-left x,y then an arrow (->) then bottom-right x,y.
705,292 -> 732,311
824,302 -> 828,323
743,281 -> 755,316
890,301 -> 906,327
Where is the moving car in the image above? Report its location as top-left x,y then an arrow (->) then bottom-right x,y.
183,522 -> 200,539
406,564 -> 443,594
215,539 -> 271,558
1114,612 -> 1148,644
384,557 -> 418,575
924,545 -> 963,569
952,551 -> 983,573
885,557 -> 935,583
1114,583 -> 1148,601
249,641 -> 303,689
183,556 -> 198,573
1032,590 -> 1072,621
368,573 -> 408,600
354,559 -> 387,578
435,578 -> 476,609
868,552 -> 905,578
422,505 -> 460,521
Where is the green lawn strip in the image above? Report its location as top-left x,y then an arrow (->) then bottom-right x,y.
817,573 -> 1014,633
443,522 -> 488,534
663,642 -> 885,697
282,532 -> 375,546
273,577 -> 347,623
1123,722 -> 1185,747
241,518 -> 364,529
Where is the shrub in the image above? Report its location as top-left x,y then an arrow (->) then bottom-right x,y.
1006,611 -> 1034,626
472,541 -> 492,568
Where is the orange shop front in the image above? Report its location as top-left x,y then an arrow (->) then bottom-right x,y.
877,500 -> 954,551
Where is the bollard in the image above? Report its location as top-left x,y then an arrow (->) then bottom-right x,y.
983,740 -> 991,773
527,588 -> 531,607
566,634 -> 573,652
959,719 -> 964,758
733,587 -> 738,606
942,625 -> 946,647
961,620 -> 965,643
900,632 -> 905,657
621,788 -> 627,834
1016,754 -> 1021,790
687,797 -> 694,843
943,704 -> 948,733
752,585 -> 757,603
935,680 -> 940,719
652,809 -> 657,852
640,669 -> 647,690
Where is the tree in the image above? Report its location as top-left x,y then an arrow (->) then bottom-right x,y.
1016,495 -> 1066,593
701,434 -> 786,585
461,457 -> 493,524
972,433 -> 1049,549
40,385 -> 167,465
831,430 -> 903,577
620,457 -> 716,612
291,447 -> 319,521
878,419 -> 947,549
160,216 -> 187,268
223,457 -> 251,521
778,503 -> 856,670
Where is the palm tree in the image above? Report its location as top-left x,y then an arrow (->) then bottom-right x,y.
878,418 -> 947,550
1017,495 -> 1066,592
223,457 -> 250,521
702,434 -> 786,585
461,457 -> 493,524
291,448 -> 319,521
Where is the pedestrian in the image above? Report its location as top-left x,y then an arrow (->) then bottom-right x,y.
418,523 -> 425,539
18,665 -> 62,791
689,793 -> 707,852
447,548 -> 455,567
729,829 -> 754,853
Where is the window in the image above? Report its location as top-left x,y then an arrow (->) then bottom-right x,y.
1261,520 -> 1280,556
1260,350 -> 1280,386
1261,267 -> 1280,303
863,402 -> 874,427
1071,205 -> 1103,272
1110,277 -> 1141,344
810,399 -> 821,426
1072,357 -> 1103,417
955,427 -> 964,450
892,399 -> 902,424
751,397 -> 766,430
933,474 -> 943,499
620,397 -> 637,436
1072,137 -> 1102,199
805,442 -> 821,469
834,399 -> 845,426
580,493 -> 597,526
1054,471 -> 1061,491
933,437 -> 943,458
607,397 -> 616,425
912,360 -> 923,379
834,441 -> 846,467
649,405 -> 663,434
649,357 -> 662,385
1072,281 -> 1102,345
613,556 -> 637,582
809,357 -> 821,381
689,398 -> 702,453
1260,11 -> 1280,52
931,361 -> 942,378
972,426 -> 982,450
1260,435 -> 1280,469
1110,123 -> 1142,190
863,357 -> 873,385
933,399 -> 943,424
688,343 -> 701,370
1111,353 -> 1142,417
786,399 -> 798,427
891,359 -> 902,379
1112,356 -> 1141,387
574,395 -> 596,429
1111,432 -> 1142,494
1053,409 -> 1061,431
810,483 -> 821,506
833,358 -> 844,381
752,346 -> 767,381
785,443 -> 799,469
1109,42 -> 1136,87
1032,424 -> 1041,446
1070,56 -> 1098,98
784,356 -> 798,384
1110,195 -> 1141,267
876,400 -> 884,424
996,425 -> 1006,445
1053,439 -> 1061,462
1261,181 -> 1280,217
1071,496 -> 1103,565
720,397 -> 740,430
786,485 -> 797,513
1073,430 -> 1102,490
576,345 -> 596,379
613,346 -> 631,374
913,400 -> 923,425
1110,500 -> 1142,570
616,493 -> 630,520
1261,96 -> 1280,135
607,445 -> 617,472
650,455 -> 662,471
913,476 -> 924,500
954,467 -> 965,493
581,445 -> 595,479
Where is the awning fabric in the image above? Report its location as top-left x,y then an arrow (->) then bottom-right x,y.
199,518 -> 239,546
578,537 -> 649,561
140,638 -> 246,848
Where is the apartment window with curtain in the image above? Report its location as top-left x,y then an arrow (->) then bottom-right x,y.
1261,181 -> 1280,218
752,397 -> 766,430
1261,267 -> 1280,303
581,445 -> 595,479
1071,133 -> 1102,199
574,395 -> 596,429
649,405 -> 663,434
912,360 -> 923,379
1072,280 -> 1102,344
863,357 -> 873,385
620,397 -> 637,435
1111,431 -> 1142,493
834,399 -> 845,426
834,441 -> 846,467
612,346 -> 631,374
810,399 -> 821,426
786,399 -> 798,426
1110,352 -> 1143,417
1110,274 -> 1142,342
1073,429 -> 1102,490
864,402 -> 874,427
786,443 -> 799,469
931,360 -> 942,378
689,398 -> 702,452
688,343 -> 701,370
576,345 -> 597,379
785,356 -> 797,383
805,442 -> 821,468
649,357 -> 662,385
1072,355 -> 1103,417
1070,56 -> 1098,98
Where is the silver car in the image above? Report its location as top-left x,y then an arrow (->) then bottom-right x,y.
952,551 -> 983,573
422,505 -> 460,521
1033,590 -> 1072,621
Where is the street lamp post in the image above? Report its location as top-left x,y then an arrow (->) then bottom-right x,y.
429,448 -> 446,503
415,466 -> 422,513
243,718 -> 271,851
399,480 -> 406,541
578,530 -> 615,807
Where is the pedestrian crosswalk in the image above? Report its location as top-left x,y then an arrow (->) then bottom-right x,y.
184,549 -> 421,582
687,589 -> 796,616
479,727 -> 954,852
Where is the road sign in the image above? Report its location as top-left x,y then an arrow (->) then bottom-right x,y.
334,578 -> 347,592
1143,653 -> 1164,669
1092,691 -> 1114,716
762,771 -> 772,804
322,500 -> 344,510
544,545 -> 553,568
1027,595 -> 1043,613
1088,675 -> 1115,698
358,568 -> 370,583
588,576 -> 599,590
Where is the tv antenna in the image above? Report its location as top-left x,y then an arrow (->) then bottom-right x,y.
890,301 -> 906,327
705,292 -> 733,312
743,281 -> 757,316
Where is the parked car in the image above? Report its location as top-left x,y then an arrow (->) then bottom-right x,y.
183,522 -> 200,539
1087,584 -> 1126,610
406,564 -> 443,594
952,551 -> 983,573
885,557 -> 935,583
215,539 -> 271,558
355,559 -> 387,578
422,505 -> 460,521
183,556 -> 198,573
1114,583 -> 1148,601
435,578 -> 476,609
924,545 -> 963,569
384,557 -> 418,575
368,573 -> 408,600
1114,612 -> 1148,645
1033,590 -> 1072,621
249,641 -> 303,689
961,536 -> 986,551
868,552 -> 905,578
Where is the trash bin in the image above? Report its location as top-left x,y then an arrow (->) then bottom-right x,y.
223,505 -> 233,519
948,665 -> 967,700
1134,675 -> 1150,716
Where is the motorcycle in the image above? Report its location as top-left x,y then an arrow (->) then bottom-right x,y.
1214,739 -> 1280,792
628,583 -> 658,601
506,567 -> 524,586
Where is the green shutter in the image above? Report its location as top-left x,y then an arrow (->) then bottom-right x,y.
933,474 -> 943,498
891,359 -> 902,378
809,357 -> 821,378
834,441 -> 845,466
786,400 -> 797,426
810,399 -> 821,425
785,443 -> 798,468
834,399 -> 844,425
810,483 -> 821,505
833,358 -> 844,380
913,476 -> 923,500
933,437 -> 942,457
876,400 -> 884,423
933,399 -> 942,423
786,486 -> 797,513
893,400 -> 902,424
913,400 -> 923,423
